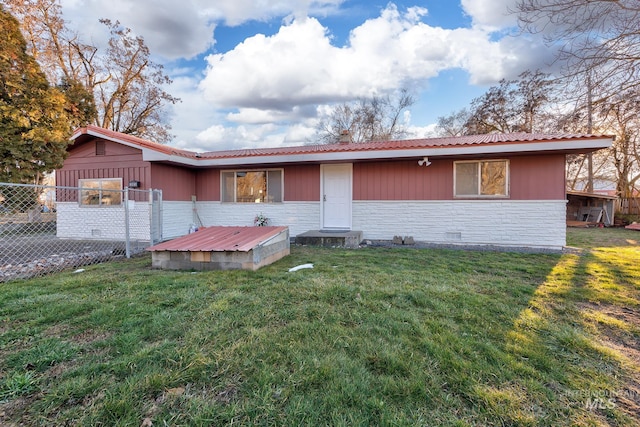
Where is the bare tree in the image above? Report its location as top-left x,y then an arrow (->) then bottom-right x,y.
4,0 -> 179,142
513,1 -> 640,192
95,20 -> 179,143
4,0 -> 99,89
514,0 -> 640,101
435,108 -> 472,137
315,89 -> 415,143
554,84 -> 640,195
598,91 -> 640,198
517,70 -> 556,133
465,81 -> 517,134
435,71 -> 556,136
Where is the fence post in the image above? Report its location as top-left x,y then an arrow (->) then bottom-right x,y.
124,187 -> 131,258
148,189 -> 153,245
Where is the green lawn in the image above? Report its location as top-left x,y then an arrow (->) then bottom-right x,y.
1,228 -> 639,426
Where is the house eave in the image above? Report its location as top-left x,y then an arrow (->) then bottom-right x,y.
70,126 -> 613,167
141,138 -> 613,167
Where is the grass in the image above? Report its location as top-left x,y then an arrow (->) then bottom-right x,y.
0,228 -> 638,426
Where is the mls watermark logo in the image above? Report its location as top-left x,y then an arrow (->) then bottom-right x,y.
584,396 -> 616,411
567,389 -> 639,411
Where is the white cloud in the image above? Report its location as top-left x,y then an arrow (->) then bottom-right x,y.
195,122 -> 312,151
61,0 -> 216,58
202,0 -> 345,26
226,105 -> 317,125
191,112 -> 319,150
460,0 -> 518,30
194,124 -> 276,151
166,73 -> 227,150
61,0 -> 346,59
407,123 -> 438,139
199,4 -> 536,110
199,18 -> 341,110
283,123 -> 318,144
56,1 -> 551,150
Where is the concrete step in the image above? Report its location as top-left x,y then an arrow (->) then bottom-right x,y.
295,230 -> 363,249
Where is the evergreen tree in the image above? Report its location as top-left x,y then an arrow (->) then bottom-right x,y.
0,7 -> 70,185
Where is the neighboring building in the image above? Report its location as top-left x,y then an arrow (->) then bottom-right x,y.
566,191 -> 617,226
56,125 -> 613,250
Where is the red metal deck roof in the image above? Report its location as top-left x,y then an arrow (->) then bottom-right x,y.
72,125 -> 613,162
193,133 -> 610,159
147,226 -> 289,252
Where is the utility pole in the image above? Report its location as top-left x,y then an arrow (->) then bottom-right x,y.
586,73 -> 594,193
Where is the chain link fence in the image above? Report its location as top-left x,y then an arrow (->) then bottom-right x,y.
0,182 -> 162,283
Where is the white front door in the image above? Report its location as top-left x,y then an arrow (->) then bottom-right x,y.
321,163 -> 352,230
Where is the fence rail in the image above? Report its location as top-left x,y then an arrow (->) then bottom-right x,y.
617,198 -> 640,215
0,182 -> 162,282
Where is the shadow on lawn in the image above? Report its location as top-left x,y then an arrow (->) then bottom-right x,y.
487,245 -> 640,425
1,231 -> 638,426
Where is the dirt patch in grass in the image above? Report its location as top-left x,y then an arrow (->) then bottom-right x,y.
213,383 -> 239,405
601,305 -> 640,329
141,383 -> 240,426
584,302 -> 640,355
0,337 -> 36,363
616,379 -> 640,421
44,360 -> 68,377
70,330 -> 112,346
144,386 -> 187,423
42,323 -> 70,338
0,393 -> 41,426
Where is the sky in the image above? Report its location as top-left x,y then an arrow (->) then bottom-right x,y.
57,0 -> 557,152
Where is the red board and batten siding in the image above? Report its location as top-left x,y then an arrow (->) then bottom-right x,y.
149,163 -> 196,201
58,137 -> 566,203
283,165 -> 320,201
196,169 -> 221,201
353,154 -> 566,201
354,160 -> 452,200
56,139 -> 150,202
509,155 -> 566,199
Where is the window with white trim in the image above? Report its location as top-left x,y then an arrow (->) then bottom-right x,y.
221,170 -> 283,203
454,160 -> 509,197
79,178 -> 122,206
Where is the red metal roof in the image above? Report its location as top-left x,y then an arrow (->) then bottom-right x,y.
71,125 -> 198,159
195,133 -> 607,159
72,125 -> 612,162
146,226 -> 289,252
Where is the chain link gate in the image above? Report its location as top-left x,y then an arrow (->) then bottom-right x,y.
0,182 -> 162,282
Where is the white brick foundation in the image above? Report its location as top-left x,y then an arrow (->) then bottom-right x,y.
56,202 -> 150,240
195,202 -> 320,237
161,202 -> 193,239
57,199 -> 567,249
352,200 -> 567,249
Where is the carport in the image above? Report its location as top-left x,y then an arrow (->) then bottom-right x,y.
566,191 -> 617,226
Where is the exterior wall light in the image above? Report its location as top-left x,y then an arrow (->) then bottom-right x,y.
418,157 -> 432,166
